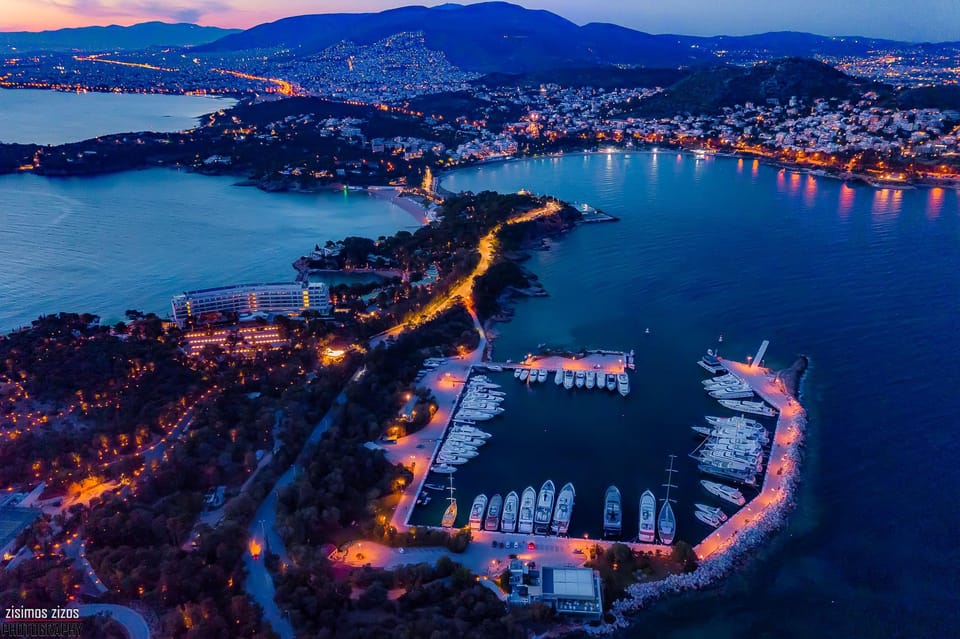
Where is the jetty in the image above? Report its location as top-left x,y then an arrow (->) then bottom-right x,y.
693,346 -> 806,560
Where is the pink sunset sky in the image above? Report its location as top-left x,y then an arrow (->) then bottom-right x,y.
3,0 -> 959,41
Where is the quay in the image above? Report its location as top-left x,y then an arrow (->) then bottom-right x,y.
693,350 -> 806,560
571,201 -> 618,223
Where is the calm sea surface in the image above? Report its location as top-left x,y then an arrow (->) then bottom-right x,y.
0,170 -> 418,330
428,153 -> 959,637
0,89 -> 236,145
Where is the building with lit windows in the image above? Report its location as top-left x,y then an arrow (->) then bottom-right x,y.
171,281 -> 331,326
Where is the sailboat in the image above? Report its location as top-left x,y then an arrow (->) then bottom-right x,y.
658,455 -> 677,545
441,474 -> 457,527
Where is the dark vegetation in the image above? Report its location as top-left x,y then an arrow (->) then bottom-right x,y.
886,84 -> 960,111
585,542 -> 696,606
471,261 -> 531,322
475,66 -> 688,90
626,58 -> 880,117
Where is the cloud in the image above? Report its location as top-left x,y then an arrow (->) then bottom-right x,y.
41,0 -> 234,24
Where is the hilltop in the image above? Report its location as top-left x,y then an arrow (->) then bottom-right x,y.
198,2 -> 713,73
0,22 -> 239,52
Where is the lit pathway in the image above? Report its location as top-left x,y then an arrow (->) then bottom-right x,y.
75,604 -> 150,639
693,358 -> 805,560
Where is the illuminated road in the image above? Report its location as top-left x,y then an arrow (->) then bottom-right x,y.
75,604 -> 150,639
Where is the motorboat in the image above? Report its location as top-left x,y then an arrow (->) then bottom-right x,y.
485,494 -> 503,531
513,368 -> 522,379
563,370 -> 575,390
468,494 -> 488,530
697,348 -> 724,373
554,369 -> 564,385
718,400 -> 777,416
575,371 -> 586,388
700,479 -> 746,506
534,480 -> 556,534
694,510 -> 722,528
519,368 -> 529,382
705,415 -> 763,428
694,503 -> 728,522
518,486 -> 537,533
585,371 -> 596,389
501,491 -> 519,533
617,373 -> 630,397
603,485 -> 622,537
551,482 -> 575,535
708,388 -> 755,399
605,373 -> 617,391
536,369 -> 548,383
432,464 -> 457,474
638,489 -> 656,543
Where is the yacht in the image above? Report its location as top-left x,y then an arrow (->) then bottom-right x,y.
441,476 -> 457,527
585,371 -> 596,389
513,368 -> 522,379
706,415 -> 765,429
700,480 -> 746,506
603,485 -> 622,537
485,494 -> 503,531
702,373 -> 741,386
563,370 -> 575,390
575,371 -> 586,388
501,491 -> 519,533
694,510 -> 722,528
551,482 -> 576,535
697,347 -> 724,374
718,400 -> 777,416
455,410 -> 495,421
694,503 -> 728,522
432,464 -> 457,474
534,480 -> 556,534
708,388 -> 755,399
658,455 -> 678,545
617,373 -> 630,397
605,373 -> 617,391
638,489 -> 657,543
554,369 -> 564,385
518,486 -> 537,533
536,368 -> 548,383
519,368 -> 529,382
468,494 -> 488,530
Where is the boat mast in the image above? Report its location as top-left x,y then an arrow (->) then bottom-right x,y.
662,454 -> 678,504
447,474 -> 456,504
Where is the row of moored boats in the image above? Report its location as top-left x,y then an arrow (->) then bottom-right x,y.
462,480 -> 577,535
514,366 -> 630,396
433,375 -> 501,474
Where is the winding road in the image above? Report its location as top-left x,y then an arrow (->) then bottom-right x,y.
75,604 -> 150,639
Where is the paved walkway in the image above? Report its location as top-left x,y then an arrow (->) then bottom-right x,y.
693,359 -> 805,560
75,604 -> 150,639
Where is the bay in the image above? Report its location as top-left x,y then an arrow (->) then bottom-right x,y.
0,88 -> 236,145
0,170 -> 419,330
432,152 -> 959,637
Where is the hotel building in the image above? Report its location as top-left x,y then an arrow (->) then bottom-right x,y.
171,281 -> 331,326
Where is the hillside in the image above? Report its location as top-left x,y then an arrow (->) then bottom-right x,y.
629,58 -> 877,117
0,22 -> 239,52
474,67 -> 688,90
199,2 -> 713,73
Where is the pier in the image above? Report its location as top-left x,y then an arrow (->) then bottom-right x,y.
693,351 -> 805,560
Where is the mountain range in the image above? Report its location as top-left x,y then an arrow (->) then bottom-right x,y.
0,22 -> 238,52
3,3 -> 958,74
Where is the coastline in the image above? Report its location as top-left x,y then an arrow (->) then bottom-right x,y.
366,186 -> 432,225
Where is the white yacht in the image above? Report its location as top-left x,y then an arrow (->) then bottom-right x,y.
469,494 -> 488,530
501,491 -> 519,533
617,373 -> 630,396
718,400 -> 777,416
585,371 -> 596,389
575,371 -> 586,388
638,489 -> 656,543
563,370 -> 575,390
519,368 -> 529,382
551,482 -> 575,535
694,510 -> 722,528
708,388 -> 755,399
700,480 -> 746,506
513,368 -> 522,379
605,373 -> 617,391
485,494 -> 503,531
554,369 -> 564,385
603,485 -> 622,537
536,368 -> 548,383
518,486 -> 537,533
431,464 -> 457,474
534,480 -> 556,534
694,503 -> 728,522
